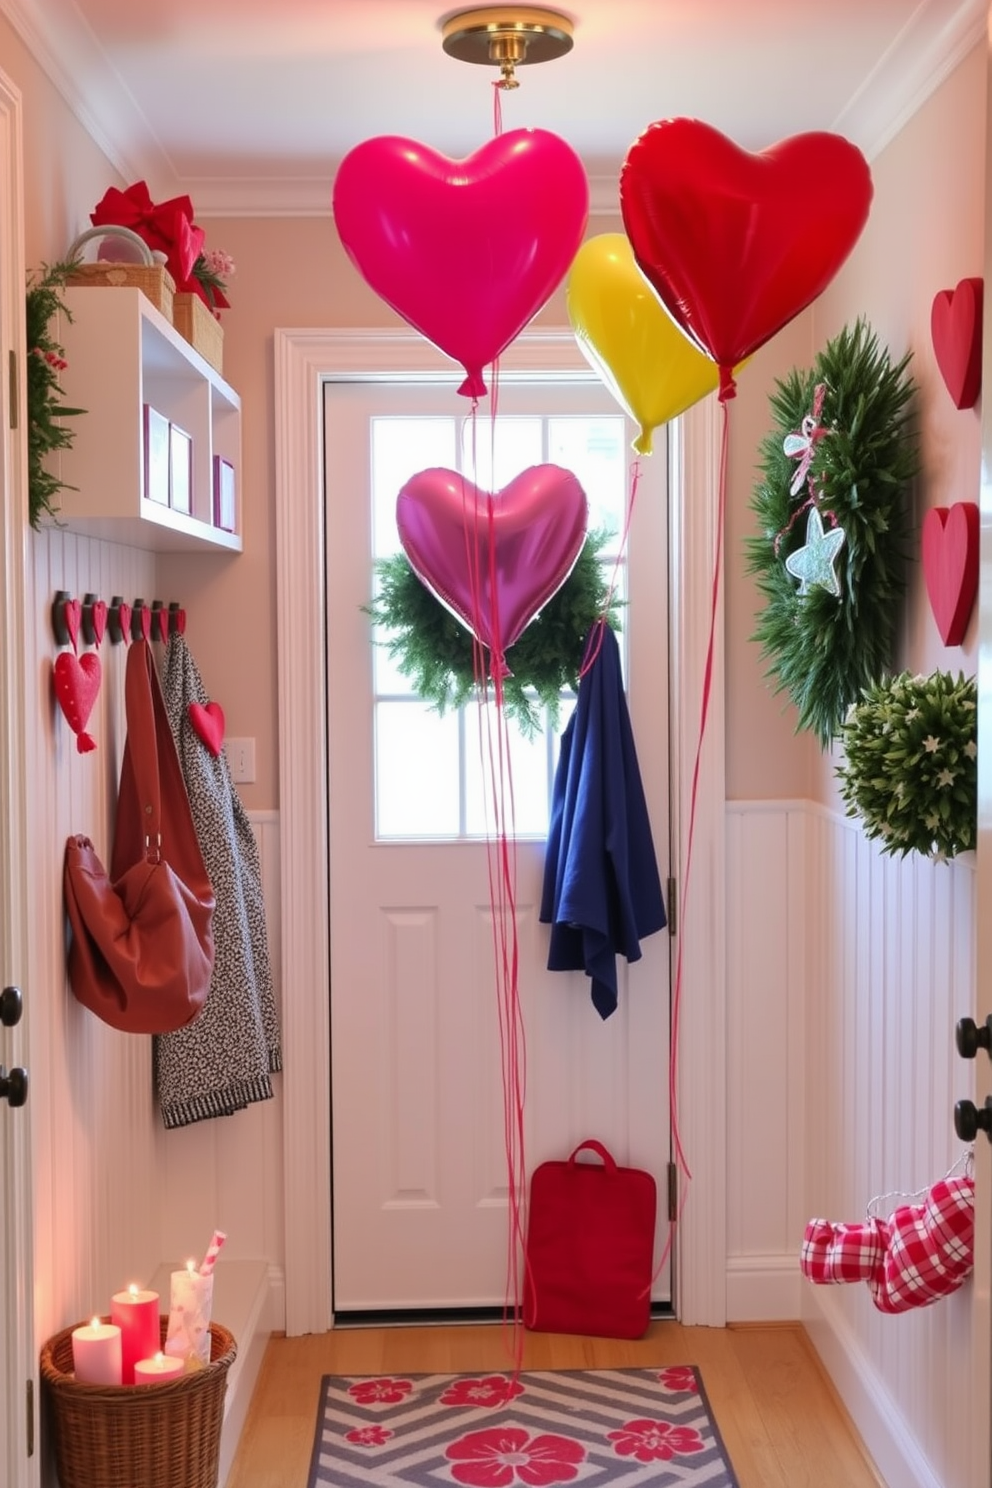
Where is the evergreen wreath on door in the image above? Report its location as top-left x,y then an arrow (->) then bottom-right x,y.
745,318 -> 919,747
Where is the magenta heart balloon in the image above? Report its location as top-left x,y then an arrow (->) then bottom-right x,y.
620,119 -> 873,399
397,465 -> 589,666
333,131 -> 589,398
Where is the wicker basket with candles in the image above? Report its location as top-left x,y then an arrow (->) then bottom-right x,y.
40,1318 -> 236,1488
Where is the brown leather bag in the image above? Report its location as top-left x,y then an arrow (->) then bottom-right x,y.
63,640 -> 215,1034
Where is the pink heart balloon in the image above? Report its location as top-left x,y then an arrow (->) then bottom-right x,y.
620,119 -> 873,399
333,131 -> 589,398
396,465 -> 588,666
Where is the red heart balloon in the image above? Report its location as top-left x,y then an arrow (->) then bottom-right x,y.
396,465 -> 588,668
931,278 -> 983,410
53,651 -> 102,752
620,120 -> 873,398
189,700 -> 225,756
333,130 -> 589,398
922,502 -> 979,645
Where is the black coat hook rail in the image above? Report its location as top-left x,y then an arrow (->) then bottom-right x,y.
52,591 -> 186,648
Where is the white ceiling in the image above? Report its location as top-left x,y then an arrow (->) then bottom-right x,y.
3,0 -> 987,214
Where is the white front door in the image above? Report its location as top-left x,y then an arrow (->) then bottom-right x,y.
324,377 -> 671,1313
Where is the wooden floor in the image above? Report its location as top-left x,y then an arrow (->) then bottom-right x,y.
226,1319 -> 885,1488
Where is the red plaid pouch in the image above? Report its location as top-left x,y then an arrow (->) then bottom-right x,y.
801,1216 -> 885,1283
870,1176 -> 974,1314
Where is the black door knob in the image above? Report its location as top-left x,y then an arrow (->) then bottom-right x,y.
957,1016 -> 992,1059
0,1064 -> 27,1108
0,986 -> 22,1027
955,1096 -> 992,1143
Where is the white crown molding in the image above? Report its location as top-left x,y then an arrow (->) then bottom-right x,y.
5,0 -> 982,217
831,0 -> 987,159
0,0 -> 175,193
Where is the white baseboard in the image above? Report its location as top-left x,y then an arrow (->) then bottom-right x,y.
803,1290 -> 943,1488
148,1257 -> 273,1488
726,1253 -> 802,1321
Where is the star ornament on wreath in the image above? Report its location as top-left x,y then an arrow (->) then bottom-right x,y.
745,318 -> 919,747
784,506 -> 846,597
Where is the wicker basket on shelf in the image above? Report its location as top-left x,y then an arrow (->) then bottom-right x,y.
65,226 -> 176,322
39,1318 -> 236,1488
172,292 -> 224,374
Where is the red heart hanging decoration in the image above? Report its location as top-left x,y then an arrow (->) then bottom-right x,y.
396,465 -> 588,669
333,130 -> 589,398
155,607 -> 169,644
620,120 -> 873,398
88,599 -> 107,647
930,278 -> 983,410
189,701 -> 225,756
922,502 -> 979,645
53,651 -> 102,752
113,601 -> 132,645
62,597 -> 81,653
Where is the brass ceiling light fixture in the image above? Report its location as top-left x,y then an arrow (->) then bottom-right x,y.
441,6 -> 575,90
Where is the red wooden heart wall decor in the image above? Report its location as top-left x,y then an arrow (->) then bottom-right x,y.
930,277 -> 983,409
921,502 -> 979,646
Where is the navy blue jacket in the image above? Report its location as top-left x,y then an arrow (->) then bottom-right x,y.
540,624 -> 667,1018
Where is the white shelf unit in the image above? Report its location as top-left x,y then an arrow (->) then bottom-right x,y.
52,287 -> 243,553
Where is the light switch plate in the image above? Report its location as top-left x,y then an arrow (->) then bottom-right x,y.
226,737 -> 256,783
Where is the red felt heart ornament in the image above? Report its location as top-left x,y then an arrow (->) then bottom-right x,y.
115,601 -> 132,645
53,651 -> 102,752
189,701 -> 225,756
620,120 -> 873,399
88,598 -> 107,647
62,597 -> 81,653
922,502 -> 979,645
930,278 -> 983,410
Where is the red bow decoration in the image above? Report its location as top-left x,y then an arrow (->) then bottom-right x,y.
90,181 -> 205,293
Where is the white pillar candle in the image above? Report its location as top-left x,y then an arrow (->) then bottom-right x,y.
110,1285 -> 160,1385
164,1262 -> 214,1368
133,1351 -> 185,1383
71,1318 -> 122,1386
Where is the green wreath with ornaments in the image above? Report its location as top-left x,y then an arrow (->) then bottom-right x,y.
836,671 -> 977,859
745,318 -> 919,747
365,530 -> 621,737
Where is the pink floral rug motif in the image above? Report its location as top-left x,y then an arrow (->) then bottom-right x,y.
307,1367 -> 739,1487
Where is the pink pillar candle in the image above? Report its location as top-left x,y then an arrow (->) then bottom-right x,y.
71,1318 -> 122,1385
134,1351 -> 185,1383
110,1287 -> 160,1385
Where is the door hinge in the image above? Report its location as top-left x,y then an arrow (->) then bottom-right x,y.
26,1377 -> 34,1456
667,1161 -> 678,1222
666,876 -> 677,936
9,348 -> 17,430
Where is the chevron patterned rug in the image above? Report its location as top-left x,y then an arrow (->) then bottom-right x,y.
307,1367 -> 739,1487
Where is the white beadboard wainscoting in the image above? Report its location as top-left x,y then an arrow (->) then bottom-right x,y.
26,520 -> 285,1487
728,798 -> 977,1488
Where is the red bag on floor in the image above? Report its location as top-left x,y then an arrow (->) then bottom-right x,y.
523,1139 -> 657,1338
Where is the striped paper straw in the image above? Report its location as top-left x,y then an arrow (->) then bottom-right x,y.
199,1229 -> 227,1277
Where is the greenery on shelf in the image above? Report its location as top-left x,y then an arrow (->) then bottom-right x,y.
745,318 -> 919,748
836,670 -> 977,860
364,530 -> 622,736
25,258 -> 85,529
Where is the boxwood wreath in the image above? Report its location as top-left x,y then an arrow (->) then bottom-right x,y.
836,670 -> 977,860
745,318 -> 919,747
365,530 -> 621,736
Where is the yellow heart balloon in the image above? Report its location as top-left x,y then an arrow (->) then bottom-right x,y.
567,233 -> 721,454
